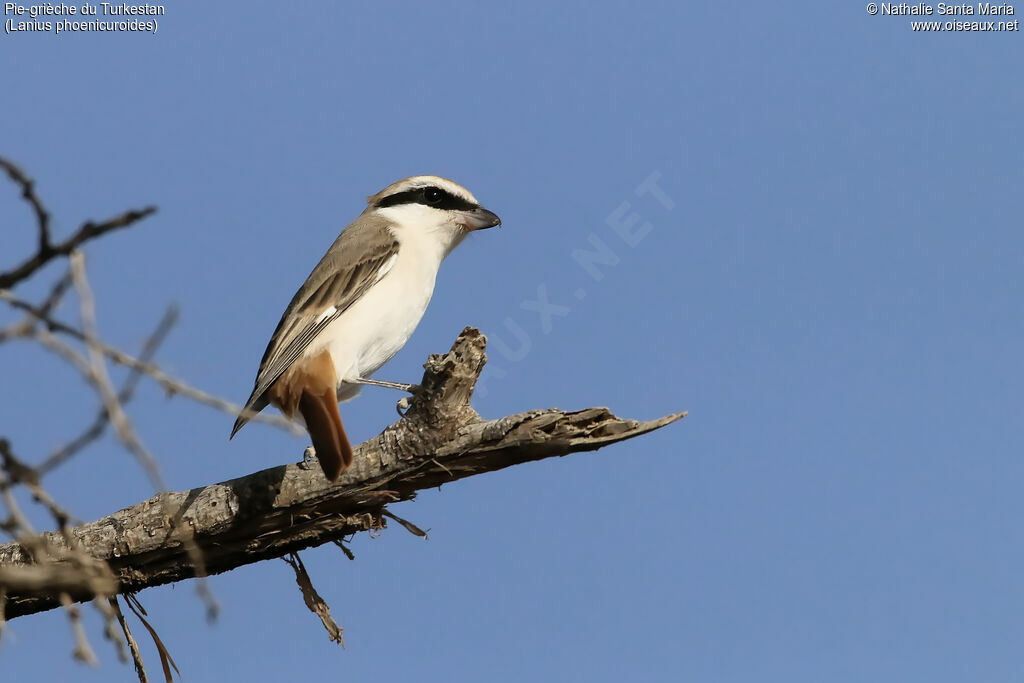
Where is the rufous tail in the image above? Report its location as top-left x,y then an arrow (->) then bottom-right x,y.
298,387 -> 353,481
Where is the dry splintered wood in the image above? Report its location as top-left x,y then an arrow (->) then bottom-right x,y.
0,327 -> 684,619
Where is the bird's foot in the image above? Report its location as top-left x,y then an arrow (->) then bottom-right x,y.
300,445 -> 317,470
396,384 -> 423,417
349,377 -> 421,417
396,396 -> 411,417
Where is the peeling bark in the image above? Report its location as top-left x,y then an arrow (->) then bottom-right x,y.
0,327 -> 684,619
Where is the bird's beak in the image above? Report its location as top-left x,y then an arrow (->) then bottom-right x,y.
456,206 -> 502,231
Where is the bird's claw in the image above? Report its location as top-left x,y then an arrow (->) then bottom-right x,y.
396,397 -> 411,417
395,384 -> 422,417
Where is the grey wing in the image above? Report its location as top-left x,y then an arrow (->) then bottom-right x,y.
231,216 -> 399,437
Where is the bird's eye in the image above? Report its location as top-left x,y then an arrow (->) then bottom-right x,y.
423,187 -> 443,205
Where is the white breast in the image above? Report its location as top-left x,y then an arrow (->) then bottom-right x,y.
309,211 -> 460,401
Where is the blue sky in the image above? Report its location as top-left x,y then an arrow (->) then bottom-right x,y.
2,2 -> 1022,681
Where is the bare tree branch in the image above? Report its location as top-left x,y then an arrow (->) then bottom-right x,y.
0,289 -> 299,435
0,159 -> 230,666
0,207 -> 156,289
0,155 -> 156,290
0,328 -> 685,620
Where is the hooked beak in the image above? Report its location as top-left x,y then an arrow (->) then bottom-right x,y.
456,206 -> 502,231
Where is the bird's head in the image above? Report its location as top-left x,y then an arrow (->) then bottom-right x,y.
366,175 -> 501,255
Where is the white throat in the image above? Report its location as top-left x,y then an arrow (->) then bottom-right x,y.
374,204 -> 466,266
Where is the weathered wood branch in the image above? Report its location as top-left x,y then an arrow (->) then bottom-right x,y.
0,327 -> 684,620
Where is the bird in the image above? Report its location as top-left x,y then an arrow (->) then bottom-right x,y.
230,175 -> 501,481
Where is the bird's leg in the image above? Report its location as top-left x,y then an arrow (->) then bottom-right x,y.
350,377 -> 420,393
348,377 -> 422,417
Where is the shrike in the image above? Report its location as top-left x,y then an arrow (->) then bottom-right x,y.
231,176 -> 500,481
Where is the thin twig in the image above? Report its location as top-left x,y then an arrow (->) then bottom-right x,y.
0,454 -> 39,538
35,327 -> 166,490
20,272 -> 220,623
0,207 -> 157,290
125,593 -> 180,683
332,539 -> 356,561
94,595 -> 129,664
40,305 -> 179,475
110,597 -> 148,682
284,552 -> 344,646
381,509 -> 428,538
61,593 -> 99,666
29,328 -> 207,617
0,159 -> 237,674
0,439 -> 77,528
0,158 -> 155,290
0,270 -> 72,344
69,251 -> 166,491
0,156 -> 51,253
0,290 -> 300,434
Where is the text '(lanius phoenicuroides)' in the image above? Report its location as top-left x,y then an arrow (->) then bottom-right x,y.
4,2 -> 164,35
